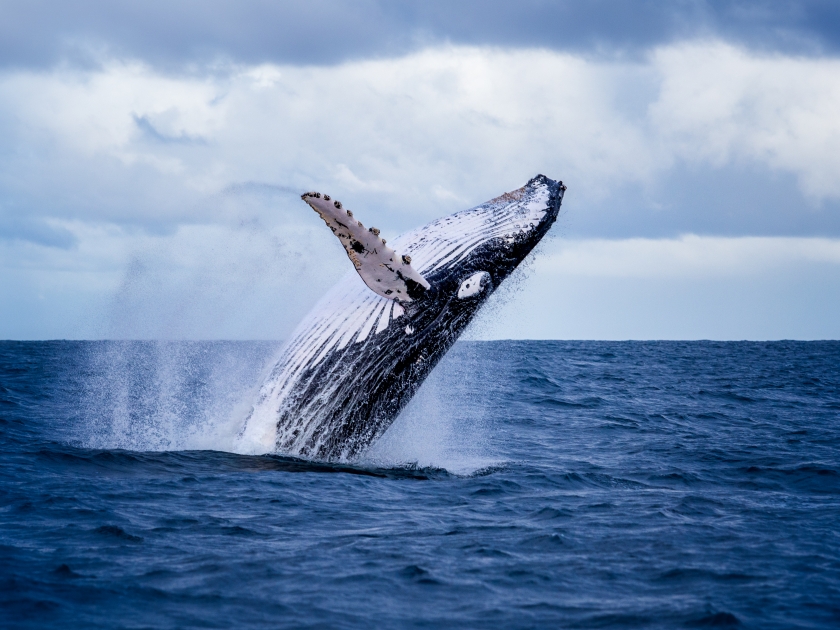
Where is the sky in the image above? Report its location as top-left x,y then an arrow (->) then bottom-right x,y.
1,0 -> 839,340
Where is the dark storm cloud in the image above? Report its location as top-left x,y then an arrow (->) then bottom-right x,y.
1,0 -> 839,69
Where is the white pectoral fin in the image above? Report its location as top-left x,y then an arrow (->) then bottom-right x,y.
302,192 -> 431,302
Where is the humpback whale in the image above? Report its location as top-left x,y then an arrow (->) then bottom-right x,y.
238,174 -> 566,461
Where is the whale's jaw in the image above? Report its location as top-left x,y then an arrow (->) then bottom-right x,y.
238,175 -> 566,461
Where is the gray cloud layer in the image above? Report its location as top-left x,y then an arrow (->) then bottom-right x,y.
2,0 -> 840,70
2,42 -> 840,243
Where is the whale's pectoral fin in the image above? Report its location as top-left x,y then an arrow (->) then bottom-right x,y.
302,192 -> 431,302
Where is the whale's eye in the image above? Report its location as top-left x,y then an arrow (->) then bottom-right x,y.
457,271 -> 491,299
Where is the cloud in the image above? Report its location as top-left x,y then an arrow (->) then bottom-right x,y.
536,235 -> 840,278
471,235 -> 840,340
133,114 -> 209,145
650,42 -> 840,200
1,42 -> 839,239
2,40 -> 840,338
0,215 -> 77,248
2,1 -> 840,70
0,188 -> 348,340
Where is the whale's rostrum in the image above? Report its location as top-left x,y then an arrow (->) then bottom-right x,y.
238,174 -> 566,461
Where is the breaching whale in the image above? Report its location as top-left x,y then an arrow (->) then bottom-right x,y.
238,174 -> 566,461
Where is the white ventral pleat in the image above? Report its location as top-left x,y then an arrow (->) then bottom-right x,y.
302,192 -> 431,302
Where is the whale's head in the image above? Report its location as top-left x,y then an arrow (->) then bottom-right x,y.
396,174 -> 566,335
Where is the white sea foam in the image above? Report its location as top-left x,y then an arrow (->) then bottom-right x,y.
77,339 -> 501,476
362,348 -> 504,477
78,341 -> 281,454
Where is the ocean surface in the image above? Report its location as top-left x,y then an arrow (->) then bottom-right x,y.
1,340 -> 839,629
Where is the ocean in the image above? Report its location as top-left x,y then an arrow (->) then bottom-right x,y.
1,340 -> 838,629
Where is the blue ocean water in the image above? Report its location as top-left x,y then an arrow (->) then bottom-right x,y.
1,340 -> 839,629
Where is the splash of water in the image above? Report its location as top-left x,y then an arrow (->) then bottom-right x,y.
75,340 -> 501,475
103,184 -> 345,341
76,185 -> 503,471
78,341 -> 280,453
362,343 -> 504,476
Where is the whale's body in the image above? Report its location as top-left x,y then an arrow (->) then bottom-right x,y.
238,174 -> 565,460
